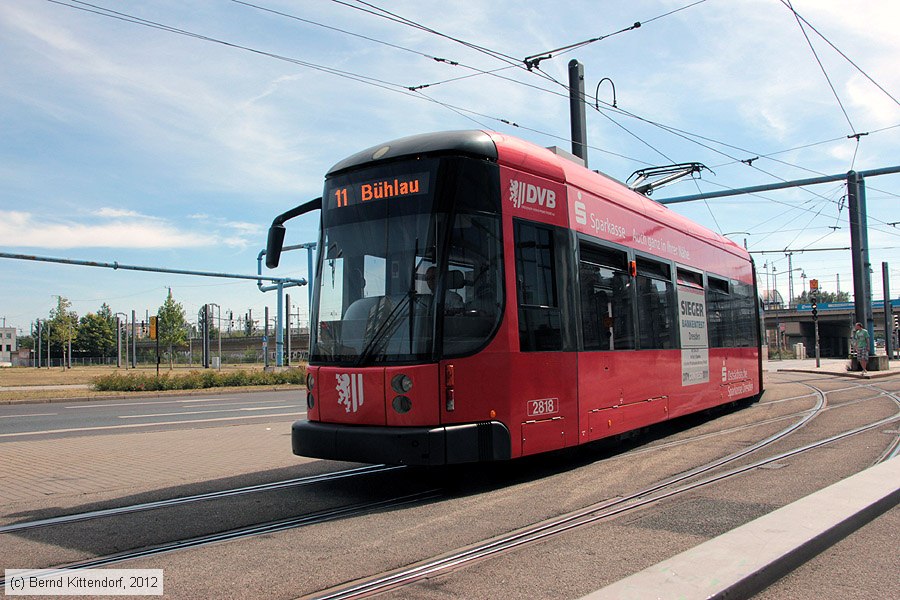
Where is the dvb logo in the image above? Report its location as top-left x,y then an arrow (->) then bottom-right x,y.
509,180 -> 556,210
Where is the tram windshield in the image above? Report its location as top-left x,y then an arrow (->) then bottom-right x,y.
310,157 -> 503,365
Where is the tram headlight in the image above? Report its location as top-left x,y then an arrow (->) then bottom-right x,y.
306,373 -> 315,391
392,395 -> 412,414
307,393 -> 315,410
391,373 -> 413,394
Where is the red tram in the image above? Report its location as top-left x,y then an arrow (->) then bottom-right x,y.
266,131 -> 763,465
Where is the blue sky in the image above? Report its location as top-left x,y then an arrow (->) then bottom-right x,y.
1,0 -> 898,335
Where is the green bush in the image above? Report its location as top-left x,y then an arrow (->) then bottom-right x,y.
92,366 -> 306,392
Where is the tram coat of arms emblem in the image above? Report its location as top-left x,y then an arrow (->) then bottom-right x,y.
336,373 -> 364,413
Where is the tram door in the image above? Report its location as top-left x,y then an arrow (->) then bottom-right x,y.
513,219 -> 578,456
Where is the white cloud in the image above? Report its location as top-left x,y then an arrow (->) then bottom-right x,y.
96,207 -> 147,219
0,211 -> 216,249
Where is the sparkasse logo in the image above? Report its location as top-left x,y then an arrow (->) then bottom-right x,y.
509,179 -> 556,210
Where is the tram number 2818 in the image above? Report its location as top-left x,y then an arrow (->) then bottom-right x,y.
527,398 -> 559,418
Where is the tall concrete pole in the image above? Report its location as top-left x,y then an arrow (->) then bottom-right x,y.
848,171 -> 874,352
787,253 -> 794,308
883,262 -> 892,362
568,59 -> 588,167
276,281 -> 284,367
264,305 -> 270,369
285,293 -> 291,367
131,309 -> 136,368
116,315 -> 122,368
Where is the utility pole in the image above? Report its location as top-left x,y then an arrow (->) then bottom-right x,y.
568,59 -> 588,167
36,320 -> 42,368
116,315 -> 122,368
209,303 -> 221,370
263,306 -> 270,369
883,262 -> 892,363
131,309 -> 136,368
285,293 -> 291,367
787,252 -> 794,308
202,304 -> 211,369
811,279 -> 820,368
848,171 -> 875,353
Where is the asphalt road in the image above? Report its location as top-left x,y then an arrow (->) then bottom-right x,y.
0,390 -> 307,439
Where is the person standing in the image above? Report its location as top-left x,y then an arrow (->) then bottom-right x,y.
852,322 -> 870,374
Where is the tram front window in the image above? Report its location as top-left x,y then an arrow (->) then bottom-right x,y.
310,158 -> 503,365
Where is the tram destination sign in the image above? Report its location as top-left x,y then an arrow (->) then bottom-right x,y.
332,172 -> 430,208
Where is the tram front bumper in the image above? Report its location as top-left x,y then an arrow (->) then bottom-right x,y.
292,419 -> 511,466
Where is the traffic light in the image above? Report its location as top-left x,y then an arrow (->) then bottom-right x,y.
149,316 -> 158,340
811,292 -> 818,318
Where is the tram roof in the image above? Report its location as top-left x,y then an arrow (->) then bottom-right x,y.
326,130 -> 748,262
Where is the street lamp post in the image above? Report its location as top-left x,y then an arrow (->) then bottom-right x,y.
209,303 -> 222,370
115,312 -> 128,369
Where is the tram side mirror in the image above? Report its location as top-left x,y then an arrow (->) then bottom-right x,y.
265,196 -> 323,269
266,224 -> 286,269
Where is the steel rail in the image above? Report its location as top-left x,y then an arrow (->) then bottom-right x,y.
3,385 -> 828,592
627,391 -> 886,459
312,383 -> 900,600
5,382 -> 893,595
308,384 -> 828,599
0,464 -> 402,535
873,389 -> 900,463
0,491 -> 441,590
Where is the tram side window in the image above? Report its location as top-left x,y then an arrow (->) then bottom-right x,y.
579,243 -> 634,351
636,258 -> 675,349
515,221 -> 562,351
707,276 -> 733,348
733,282 -> 757,347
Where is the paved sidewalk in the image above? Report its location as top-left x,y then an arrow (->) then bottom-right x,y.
0,384 -> 91,392
765,356 -> 900,378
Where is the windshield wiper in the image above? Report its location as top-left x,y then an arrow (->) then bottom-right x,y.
354,295 -> 412,367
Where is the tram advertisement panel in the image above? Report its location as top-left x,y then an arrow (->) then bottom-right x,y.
678,284 -> 709,385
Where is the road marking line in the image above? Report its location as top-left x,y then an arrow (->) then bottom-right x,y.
118,406 -> 295,418
65,397 -> 227,409
0,412 -> 305,438
0,413 -> 57,418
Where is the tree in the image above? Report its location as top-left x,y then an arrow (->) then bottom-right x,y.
158,289 -> 188,368
75,304 -> 117,358
794,289 -> 850,304
20,320 -> 39,350
48,296 -> 78,364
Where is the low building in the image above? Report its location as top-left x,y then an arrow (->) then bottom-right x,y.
0,326 -> 17,366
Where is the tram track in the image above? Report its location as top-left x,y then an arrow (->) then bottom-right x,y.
3,380 -> 896,595
0,491 -> 442,589
305,381 -> 900,599
0,390 -> 821,539
0,464 -> 402,535
1,393 -> 814,538
0,462 -> 434,591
